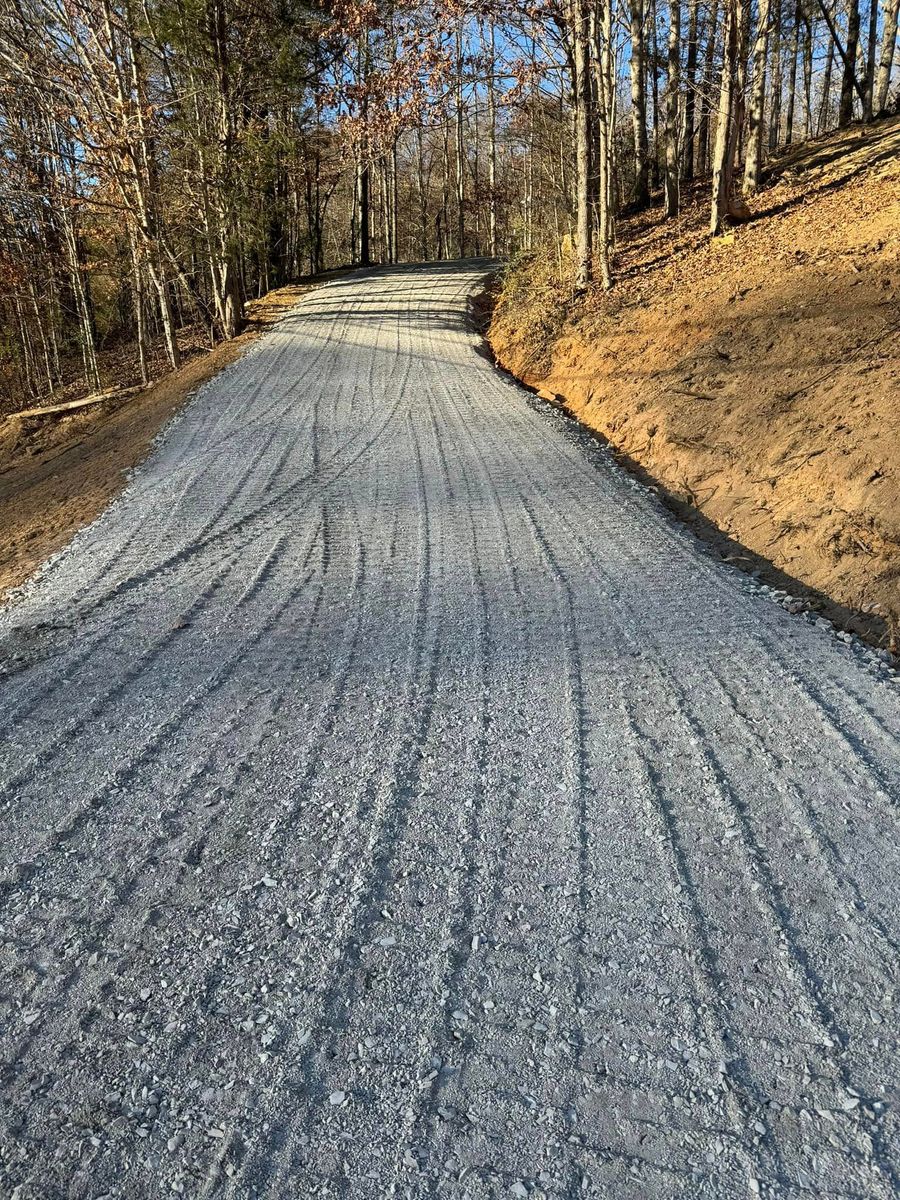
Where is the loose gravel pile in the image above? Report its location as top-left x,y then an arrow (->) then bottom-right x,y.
0,262 -> 899,1199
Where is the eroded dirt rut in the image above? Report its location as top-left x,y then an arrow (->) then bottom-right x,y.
1,263 -> 899,1199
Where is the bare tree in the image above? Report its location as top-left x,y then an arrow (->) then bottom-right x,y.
874,0 -> 900,112
840,0 -> 862,122
569,0 -> 594,288
665,0 -> 682,214
710,0 -> 748,233
745,0 -> 773,190
628,0 -> 651,204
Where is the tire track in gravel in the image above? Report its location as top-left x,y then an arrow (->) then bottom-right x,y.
0,509 -> 326,839
2,261 -> 900,1200
510,491 -> 758,1196
91,410 -> 420,1190
401,332 -> 736,1197
264,286 -> 533,1197
2,497 -> 370,1195
749,630 -> 899,803
0,547 -> 245,826
0,517 -> 326,995
444,376 -> 859,1190
124,521 -> 373,1198
28,356 -> 405,641
498,429 -> 896,1196
518,481 -> 789,1189
413,379 -> 585,1198
698,656 -> 900,964
30,307 -> 341,616
638,674 -> 897,1194
0,338 -> 399,724
329,347 -> 510,1197
517,499 -> 595,1198
236,401 -> 447,1196
0,523 -> 331,1086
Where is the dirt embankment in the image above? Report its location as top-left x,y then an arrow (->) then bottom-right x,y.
489,117 -> 900,648
0,281 -> 334,601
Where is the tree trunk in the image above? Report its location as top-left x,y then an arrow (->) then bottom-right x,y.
650,0 -> 662,188
785,0 -> 801,143
130,238 -> 149,385
803,14 -> 814,137
391,139 -> 399,262
525,108 -> 535,250
416,126 -> 429,260
697,0 -> 720,173
682,0 -> 700,179
441,125 -> 451,258
49,124 -> 100,389
874,0 -> 900,112
840,0 -> 862,123
768,0 -> 783,148
570,0 -> 593,288
379,157 -> 390,262
710,0 -> 745,233
665,0 -> 681,215
456,23 -> 466,258
597,0 -> 615,286
744,0 -> 772,190
628,0 -> 651,204
14,295 -> 38,399
357,157 -> 371,267
863,0 -> 880,116
488,24 -> 499,255
819,32 -> 835,130
815,0 -> 870,113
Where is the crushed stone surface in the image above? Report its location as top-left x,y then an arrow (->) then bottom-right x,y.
1,262 -> 899,1199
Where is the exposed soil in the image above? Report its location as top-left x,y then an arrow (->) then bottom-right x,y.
489,116 -> 900,649
0,279 -> 339,601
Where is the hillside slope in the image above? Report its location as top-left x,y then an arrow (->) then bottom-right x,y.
490,116 -> 900,648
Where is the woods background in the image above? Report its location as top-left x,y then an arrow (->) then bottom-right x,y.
0,0 -> 897,408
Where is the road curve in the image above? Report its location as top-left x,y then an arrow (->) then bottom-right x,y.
1,262 -> 899,1199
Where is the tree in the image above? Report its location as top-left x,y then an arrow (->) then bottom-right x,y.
569,0 -> 593,288
628,0 -> 651,204
840,0 -> 862,123
710,0 -> 748,233
874,0 -> 900,112
1,0 -> 894,408
664,0 -> 681,215
744,0 -> 773,191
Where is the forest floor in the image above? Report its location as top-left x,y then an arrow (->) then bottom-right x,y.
489,114 -> 900,650
0,279 -> 337,600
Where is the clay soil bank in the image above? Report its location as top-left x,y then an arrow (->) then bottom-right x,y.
489,117 -> 900,649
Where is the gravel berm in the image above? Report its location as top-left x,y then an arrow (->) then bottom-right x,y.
1,262 -> 899,1199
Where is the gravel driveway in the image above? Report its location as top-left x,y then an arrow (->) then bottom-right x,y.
1,262 -> 899,1199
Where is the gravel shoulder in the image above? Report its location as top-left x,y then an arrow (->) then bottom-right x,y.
1,262 -> 899,1199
